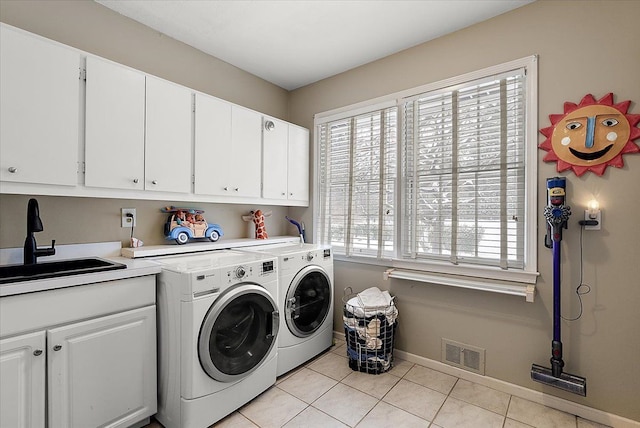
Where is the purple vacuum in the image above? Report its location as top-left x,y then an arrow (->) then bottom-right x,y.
531,177 -> 587,396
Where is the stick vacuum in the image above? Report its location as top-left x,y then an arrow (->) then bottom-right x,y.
531,177 -> 587,396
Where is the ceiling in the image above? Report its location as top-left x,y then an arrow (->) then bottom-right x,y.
95,0 -> 534,90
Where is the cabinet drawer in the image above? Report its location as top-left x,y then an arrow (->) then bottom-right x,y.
0,276 -> 155,338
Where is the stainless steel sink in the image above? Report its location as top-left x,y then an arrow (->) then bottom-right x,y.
0,257 -> 127,284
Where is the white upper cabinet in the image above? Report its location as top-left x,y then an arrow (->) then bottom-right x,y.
194,93 -> 231,196
0,25 -> 81,186
0,24 -> 309,206
287,125 -> 310,204
85,62 -> 192,193
145,76 -> 193,193
262,117 -> 289,200
194,93 -> 261,198
85,56 -> 145,190
230,106 -> 262,198
262,117 -> 309,205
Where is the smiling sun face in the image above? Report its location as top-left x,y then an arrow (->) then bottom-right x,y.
539,93 -> 640,176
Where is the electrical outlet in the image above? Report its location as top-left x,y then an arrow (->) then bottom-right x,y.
121,208 -> 136,228
584,209 -> 601,231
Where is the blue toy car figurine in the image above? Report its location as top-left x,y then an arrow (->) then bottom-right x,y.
161,206 -> 223,245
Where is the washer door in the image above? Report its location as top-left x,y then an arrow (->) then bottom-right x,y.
198,283 -> 279,383
285,266 -> 332,338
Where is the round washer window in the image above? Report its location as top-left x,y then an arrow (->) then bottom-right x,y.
286,266 -> 331,337
199,284 -> 278,382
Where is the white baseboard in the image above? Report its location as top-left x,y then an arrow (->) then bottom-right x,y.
333,331 -> 639,428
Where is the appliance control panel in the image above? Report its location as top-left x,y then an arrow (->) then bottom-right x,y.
224,258 -> 277,284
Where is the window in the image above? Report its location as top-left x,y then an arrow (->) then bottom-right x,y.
402,70 -> 526,270
315,57 -> 538,285
317,106 -> 397,258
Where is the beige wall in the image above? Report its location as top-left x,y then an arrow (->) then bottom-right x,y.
0,0 -> 294,248
1,0 -> 639,422
290,0 -> 640,421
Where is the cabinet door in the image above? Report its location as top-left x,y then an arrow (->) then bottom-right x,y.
85,56 -> 145,190
287,125 -> 310,204
262,117 -> 289,200
145,76 -> 192,193
47,306 -> 156,428
0,331 -> 46,428
0,25 -> 80,186
230,106 -> 262,198
194,93 -> 232,196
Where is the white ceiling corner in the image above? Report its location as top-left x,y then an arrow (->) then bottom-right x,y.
95,0 -> 535,90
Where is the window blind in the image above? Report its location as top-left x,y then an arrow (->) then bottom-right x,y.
317,107 -> 397,258
402,69 -> 526,269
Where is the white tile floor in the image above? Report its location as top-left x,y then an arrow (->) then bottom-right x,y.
146,339 -> 611,428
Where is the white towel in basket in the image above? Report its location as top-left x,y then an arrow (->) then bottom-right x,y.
345,286 -> 398,324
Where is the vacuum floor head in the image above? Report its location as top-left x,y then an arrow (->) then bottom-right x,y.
531,364 -> 587,396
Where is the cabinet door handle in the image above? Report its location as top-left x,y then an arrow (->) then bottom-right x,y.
53,345 -> 62,351
133,178 -> 139,184
152,180 -> 158,185
33,349 -> 43,356
8,167 -> 17,173
234,188 -> 239,192
224,187 -> 228,191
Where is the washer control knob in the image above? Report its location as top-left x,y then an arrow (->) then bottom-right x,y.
306,252 -> 315,262
235,266 -> 246,279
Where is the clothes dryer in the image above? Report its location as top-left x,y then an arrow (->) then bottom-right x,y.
153,250 -> 279,428
241,243 -> 333,376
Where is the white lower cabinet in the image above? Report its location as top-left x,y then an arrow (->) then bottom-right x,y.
0,276 -> 157,428
48,306 -> 156,428
0,331 -> 46,428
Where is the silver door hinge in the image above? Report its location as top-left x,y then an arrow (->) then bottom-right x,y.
79,67 -> 86,81
78,161 -> 85,174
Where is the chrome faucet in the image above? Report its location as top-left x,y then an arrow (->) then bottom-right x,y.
24,198 -> 55,265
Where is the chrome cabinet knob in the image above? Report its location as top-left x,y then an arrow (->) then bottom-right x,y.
224,187 -> 228,191
152,180 -> 158,185
133,178 -> 139,184
264,120 -> 275,131
234,188 -> 239,192
33,349 -> 43,356
8,167 -> 17,173
53,345 -> 62,351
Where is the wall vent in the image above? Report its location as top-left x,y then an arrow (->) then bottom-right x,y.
441,338 -> 485,375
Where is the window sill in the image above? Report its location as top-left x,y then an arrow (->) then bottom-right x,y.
333,254 -> 538,303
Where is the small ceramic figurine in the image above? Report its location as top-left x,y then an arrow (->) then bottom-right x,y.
242,210 -> 272,239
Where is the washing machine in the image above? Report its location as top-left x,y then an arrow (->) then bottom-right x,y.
153,250 -> 279,428
241,243 -> 334,376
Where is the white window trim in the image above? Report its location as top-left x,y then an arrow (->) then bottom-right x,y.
314,56 -> 539,294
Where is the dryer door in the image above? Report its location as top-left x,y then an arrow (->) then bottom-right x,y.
285,266 -> 332,338
198,283 -> 279,383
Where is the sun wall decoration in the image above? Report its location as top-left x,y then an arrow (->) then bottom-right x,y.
539,93 -> 640,176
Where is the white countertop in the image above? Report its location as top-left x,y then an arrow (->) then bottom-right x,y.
0,242 -> 161,297
120,235 -> 302,258
0,237 -> 304,297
